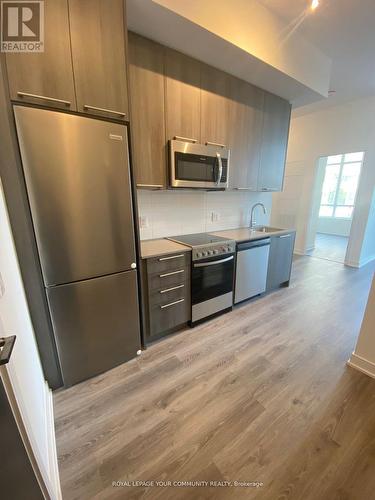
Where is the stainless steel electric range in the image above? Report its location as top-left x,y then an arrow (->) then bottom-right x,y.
167,233 -> 236,325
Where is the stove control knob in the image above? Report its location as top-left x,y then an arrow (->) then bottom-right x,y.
208,250 -> 214,255
203,251 -> 208,256
197,252 -> 202,258
213,249 -> 219,254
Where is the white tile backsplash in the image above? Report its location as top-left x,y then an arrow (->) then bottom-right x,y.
136,189 -> 272,240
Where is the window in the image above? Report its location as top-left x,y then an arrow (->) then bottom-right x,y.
319,152 -> 363,219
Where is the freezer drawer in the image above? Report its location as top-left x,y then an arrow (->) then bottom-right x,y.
46,270 -> 140,386
235,239 -> 270,304
14,106 -> 136,286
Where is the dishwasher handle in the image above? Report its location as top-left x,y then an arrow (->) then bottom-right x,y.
237,238 -> 271,252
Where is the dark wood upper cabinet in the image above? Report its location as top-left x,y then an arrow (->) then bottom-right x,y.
258,92 -> 291,192
5,0 -> 76,110
201,69 -> 265,191
128,33 -> 166,189
200,64 -> 231,147
69,0 -> 129,120
201,69 -> 290,193
228,77 -> 264,190
164,48 -> 201,143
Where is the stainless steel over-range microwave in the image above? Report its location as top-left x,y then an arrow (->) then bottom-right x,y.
169,138 -> 230,189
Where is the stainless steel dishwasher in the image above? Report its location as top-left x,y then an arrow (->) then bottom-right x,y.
234,238 -> 270,304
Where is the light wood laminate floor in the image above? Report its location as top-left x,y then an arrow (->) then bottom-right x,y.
309,233 -> 349,263
54,256 -> 375,500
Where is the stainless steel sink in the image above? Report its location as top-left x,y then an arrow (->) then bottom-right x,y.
251,226 -> 282,233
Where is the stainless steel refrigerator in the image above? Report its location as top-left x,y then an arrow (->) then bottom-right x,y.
14,106 -> 141,387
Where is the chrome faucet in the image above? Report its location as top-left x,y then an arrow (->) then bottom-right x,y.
250,203 -> 267,230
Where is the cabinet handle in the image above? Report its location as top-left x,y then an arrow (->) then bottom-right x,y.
235,188 -> 248,190
17,92 -> 71,106
159,269 -> 184,278
206,141 -> 226,148
279,234 -> 291,239
160,298 -> 185,309
0,335 -> 16,366
160,284 -> 185,294
158,254 -> 184,261
261,187 -> 278,192
174,136 -> 197,143
83,104 -> 126,117
137,184 -> 164,189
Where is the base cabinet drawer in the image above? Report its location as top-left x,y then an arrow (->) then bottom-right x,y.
149,294 -> 191,337
148,268 -> 187,291
147,252 -> 190,274
149,283 -> 188,306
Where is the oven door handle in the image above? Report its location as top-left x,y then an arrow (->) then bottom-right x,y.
194,255 -> 234,267
215,152 -> 223,186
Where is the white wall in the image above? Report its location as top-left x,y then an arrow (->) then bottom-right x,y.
306,156 -> 326,249
270,160 -> 312,253
152,0 -> 330,98
348,274 -> 375,378
0,181 -> 61,499
316,217 -> 352,237
137,189 -> 272,240
271,95 -> 375,265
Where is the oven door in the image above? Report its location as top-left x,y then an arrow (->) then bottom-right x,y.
169,140 -> 229,189
192,254 -> 234,305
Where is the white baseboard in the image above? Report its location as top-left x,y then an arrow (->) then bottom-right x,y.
347,352 -> 375,379
345,259 -> 360,268
45,383 -> 62,500
345,255 -> 375,268
293,244 -> 315,256
359,254 -> 375,267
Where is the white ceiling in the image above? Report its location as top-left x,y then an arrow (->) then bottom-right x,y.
259,0 -> 375,114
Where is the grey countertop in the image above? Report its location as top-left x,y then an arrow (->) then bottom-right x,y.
140,227 -> 295,258
210,227 -> 295,243
140,238 -> 191,259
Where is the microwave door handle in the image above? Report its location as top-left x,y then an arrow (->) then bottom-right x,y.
216,153 -> 223,186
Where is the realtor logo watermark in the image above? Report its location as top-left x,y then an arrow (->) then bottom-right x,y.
1,1 -> 44,52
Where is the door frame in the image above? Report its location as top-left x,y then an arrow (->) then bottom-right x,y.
307,151 -> 365,266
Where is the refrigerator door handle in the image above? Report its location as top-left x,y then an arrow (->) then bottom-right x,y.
0,336 -> 16,365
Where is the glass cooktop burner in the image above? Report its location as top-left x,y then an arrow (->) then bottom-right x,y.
167,232 -> 230,247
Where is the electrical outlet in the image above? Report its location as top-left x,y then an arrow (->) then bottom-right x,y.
211,211 -> 220,222
139,216 -> 149,229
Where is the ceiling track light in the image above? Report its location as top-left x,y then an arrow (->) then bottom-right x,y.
311,0 -> 319,10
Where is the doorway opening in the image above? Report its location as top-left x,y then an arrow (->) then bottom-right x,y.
308,151 -> 364,264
